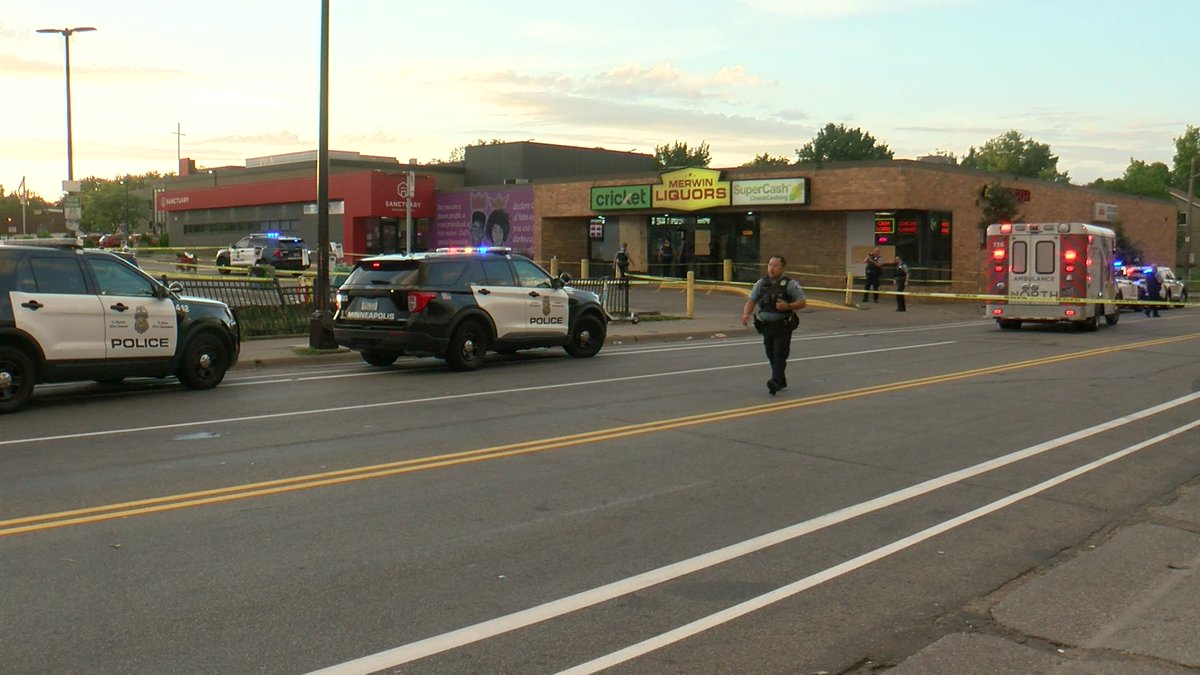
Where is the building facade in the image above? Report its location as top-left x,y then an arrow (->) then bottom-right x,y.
157,144 -> 1177,295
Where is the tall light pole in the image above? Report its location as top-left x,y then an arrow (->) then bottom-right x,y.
1187,156 -> 1197,293
36,26 -> 96,182
119,179 -> 130,240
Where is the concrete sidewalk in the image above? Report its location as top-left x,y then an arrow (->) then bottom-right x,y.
231,286 -> 1199,672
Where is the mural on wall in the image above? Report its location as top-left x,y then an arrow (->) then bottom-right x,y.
433,188 -> 534,253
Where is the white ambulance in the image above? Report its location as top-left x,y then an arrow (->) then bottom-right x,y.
984,222 -> 1120,330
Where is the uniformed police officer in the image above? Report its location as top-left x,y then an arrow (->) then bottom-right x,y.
741,255 -> 807,394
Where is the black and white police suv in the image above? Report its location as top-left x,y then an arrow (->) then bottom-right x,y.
215,233 -> 310,274
333,247 -> 608,370
0,240 -> 241,413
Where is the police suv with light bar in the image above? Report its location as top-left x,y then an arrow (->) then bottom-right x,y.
333,247 -> 608,370
0,240 -> 241,412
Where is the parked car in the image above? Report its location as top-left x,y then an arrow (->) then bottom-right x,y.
0,240 -> 240,412
97,233 -> 125,248
1114,273 -> 1139,311
333,247 -> 608,370
1126,266 -> 1188,309
215,233 -> 310,274
1155,267 -> 1188,307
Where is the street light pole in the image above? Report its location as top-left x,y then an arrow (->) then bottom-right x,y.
36,26 -> 96,182
120,179 -> 130,240
1187,156 -> 1196,293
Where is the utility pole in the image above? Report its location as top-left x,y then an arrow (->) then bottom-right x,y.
173,123 -> 185,169
308,0 -> 337,349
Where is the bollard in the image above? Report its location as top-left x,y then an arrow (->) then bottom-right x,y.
550,256 -> 558,277
580,259 -> 589,279
845,272 -> 855,306
724,259 -> 733,283
686,271 -> 695,318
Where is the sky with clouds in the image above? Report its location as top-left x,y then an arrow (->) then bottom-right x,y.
2,0 -> 1197,200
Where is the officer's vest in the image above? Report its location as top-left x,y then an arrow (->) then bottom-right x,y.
758,276 -> 794,313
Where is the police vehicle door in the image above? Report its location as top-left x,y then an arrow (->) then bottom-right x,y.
84,256 -> 178,359
511,259 -> 568,337
231,236 -> 258,266
10,255 -> 106,361
475,259 -> 529,339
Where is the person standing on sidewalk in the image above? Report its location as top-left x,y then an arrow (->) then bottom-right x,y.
893,256 -> 910,312
862,248 -> 883,302
742,255 -> 806,395
614,243 -> 631,279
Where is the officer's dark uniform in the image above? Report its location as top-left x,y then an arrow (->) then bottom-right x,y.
748,275 -> 805,394
894,258 -> 909,312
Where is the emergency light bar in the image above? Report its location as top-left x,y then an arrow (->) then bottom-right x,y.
435,246 -> 511,254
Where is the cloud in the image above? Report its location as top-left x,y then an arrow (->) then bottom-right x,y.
463,61 -> 775,106
200,131 -> 309,147
0,53 -> 60,75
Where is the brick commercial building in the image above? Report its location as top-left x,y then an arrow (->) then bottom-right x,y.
158,144 -> 1176,295
534,159 -> 1177,294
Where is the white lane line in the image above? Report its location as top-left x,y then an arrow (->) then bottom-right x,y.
0,342 -> 952,447
560,413 -> 1200,674
306,391 -> 1200,675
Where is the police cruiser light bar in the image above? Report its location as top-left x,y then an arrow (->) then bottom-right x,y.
0,237 -> 83,249
433,246 -> 512,254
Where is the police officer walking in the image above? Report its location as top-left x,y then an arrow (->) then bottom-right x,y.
742,255 -> 807,395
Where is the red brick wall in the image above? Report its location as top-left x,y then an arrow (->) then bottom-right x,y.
529,162 -> 1177,294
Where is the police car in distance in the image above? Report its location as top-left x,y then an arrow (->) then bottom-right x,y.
215,233 -> 310,274
333,247 -> 608,370
0,239 -> 241,412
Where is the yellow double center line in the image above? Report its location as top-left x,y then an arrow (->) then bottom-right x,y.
3,333 -> 1196,538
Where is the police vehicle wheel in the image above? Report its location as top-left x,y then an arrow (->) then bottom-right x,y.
565,314 -> 606,358
361,350 -> 397,367
177,333 -> 229,389
446,321 -> 489,371
0,346 -> 36,413
216,255 -> 230,274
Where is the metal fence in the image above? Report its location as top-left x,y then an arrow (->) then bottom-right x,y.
162,275 -> 315,337
569,277 -> 631,320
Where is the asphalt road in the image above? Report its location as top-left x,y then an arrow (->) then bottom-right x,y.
3,310 -> 1199,674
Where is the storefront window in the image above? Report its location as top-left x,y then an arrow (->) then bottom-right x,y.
645,213 -> 758,281
876,210 -> 953,281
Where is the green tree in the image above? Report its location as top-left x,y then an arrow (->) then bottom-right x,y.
742,152 -> 792,167
1111,222 -> 1144,267
654,141 -> 711,168
961,130 -> 1069,183
79,175 -> 151,234
1172,125 -> 1200,191
795,123 -> 893,166
1,183 -> 57,236
1089,159 -> 1170,199
977,180 -> 1022,233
